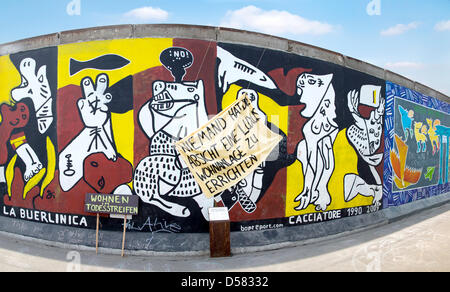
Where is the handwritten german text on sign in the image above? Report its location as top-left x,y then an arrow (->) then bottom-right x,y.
175,93 -> 282,198
84,194 -> 139,216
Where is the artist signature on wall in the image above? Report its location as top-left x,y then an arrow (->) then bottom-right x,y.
125,217 -> 182,249
126,216 -> 182,233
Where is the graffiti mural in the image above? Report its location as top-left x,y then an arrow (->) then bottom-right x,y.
383,81 -> 450,207
134,46 -> 213,221
0,37 -> 448,238
131,39 -> 218,232
294,72 -> 339,212
344,85 -> 385,206
0,47 -> 58,206
215,43 -> 386,229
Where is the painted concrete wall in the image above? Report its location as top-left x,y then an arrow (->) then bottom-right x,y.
0,25 -> 448,251
383,82 -> 450,206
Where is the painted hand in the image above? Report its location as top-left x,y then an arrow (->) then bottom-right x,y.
347,89 -> 359,115
77,73 -> 116,161
77,74 -> 112,128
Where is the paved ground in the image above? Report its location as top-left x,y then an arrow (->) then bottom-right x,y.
1,202 -> 449,272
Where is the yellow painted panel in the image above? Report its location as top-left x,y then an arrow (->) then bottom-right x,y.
58,38 -> 174,169
0,55 -> 21,123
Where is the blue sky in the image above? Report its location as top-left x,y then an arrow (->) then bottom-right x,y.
0,0 -> 449,95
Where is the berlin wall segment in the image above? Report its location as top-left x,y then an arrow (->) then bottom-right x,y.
0,29 -> 448,250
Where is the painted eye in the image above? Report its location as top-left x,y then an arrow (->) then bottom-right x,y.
21,75 -> 29,87
308,79 -> 317,85
97,177 -> 105,190
188,87 -> 195,93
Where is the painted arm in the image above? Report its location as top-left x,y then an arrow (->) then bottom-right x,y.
59,74 -> 118,191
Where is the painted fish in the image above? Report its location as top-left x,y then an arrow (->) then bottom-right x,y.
217,46 -> 277,94
69,54 -> 130,76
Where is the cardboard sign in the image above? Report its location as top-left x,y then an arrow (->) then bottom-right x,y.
175,93 -> 282,198
84,193 -> 138,257
84,193 -> 139,216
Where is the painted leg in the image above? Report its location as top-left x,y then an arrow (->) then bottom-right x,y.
344,173 -> 382,205
294,140 -> 312,211
247,167 -> 264,204
313,139 -> 333,212
294,166 -> 313,211
15,143 -> 43,182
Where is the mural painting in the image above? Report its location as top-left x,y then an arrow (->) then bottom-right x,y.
383,81 -> 450,207
215,43 -> 385,230
0,37 -> 447,239
0,47 -> 58,209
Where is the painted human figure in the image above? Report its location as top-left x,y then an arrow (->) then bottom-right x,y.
217,89 -> 266,213
294,73 -> 339,211
0,103 -> 36,187
11,58 -> 51,180
344,86 -> 385,205
134,47 -> 214,220
0,58 -> 52,195
215,46 -> 295,214
11,58 -> 54,134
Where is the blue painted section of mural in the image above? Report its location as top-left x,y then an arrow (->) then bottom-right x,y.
383,81 -> 450,207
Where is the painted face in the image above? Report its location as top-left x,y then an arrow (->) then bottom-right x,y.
151,80 -> 204,118
296,73 -> 333,118
83,153 -> 133,194
0,102 -> 30,129
11,58 -> 51,109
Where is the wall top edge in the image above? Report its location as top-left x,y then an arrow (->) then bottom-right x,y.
0,23 -> 447,101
